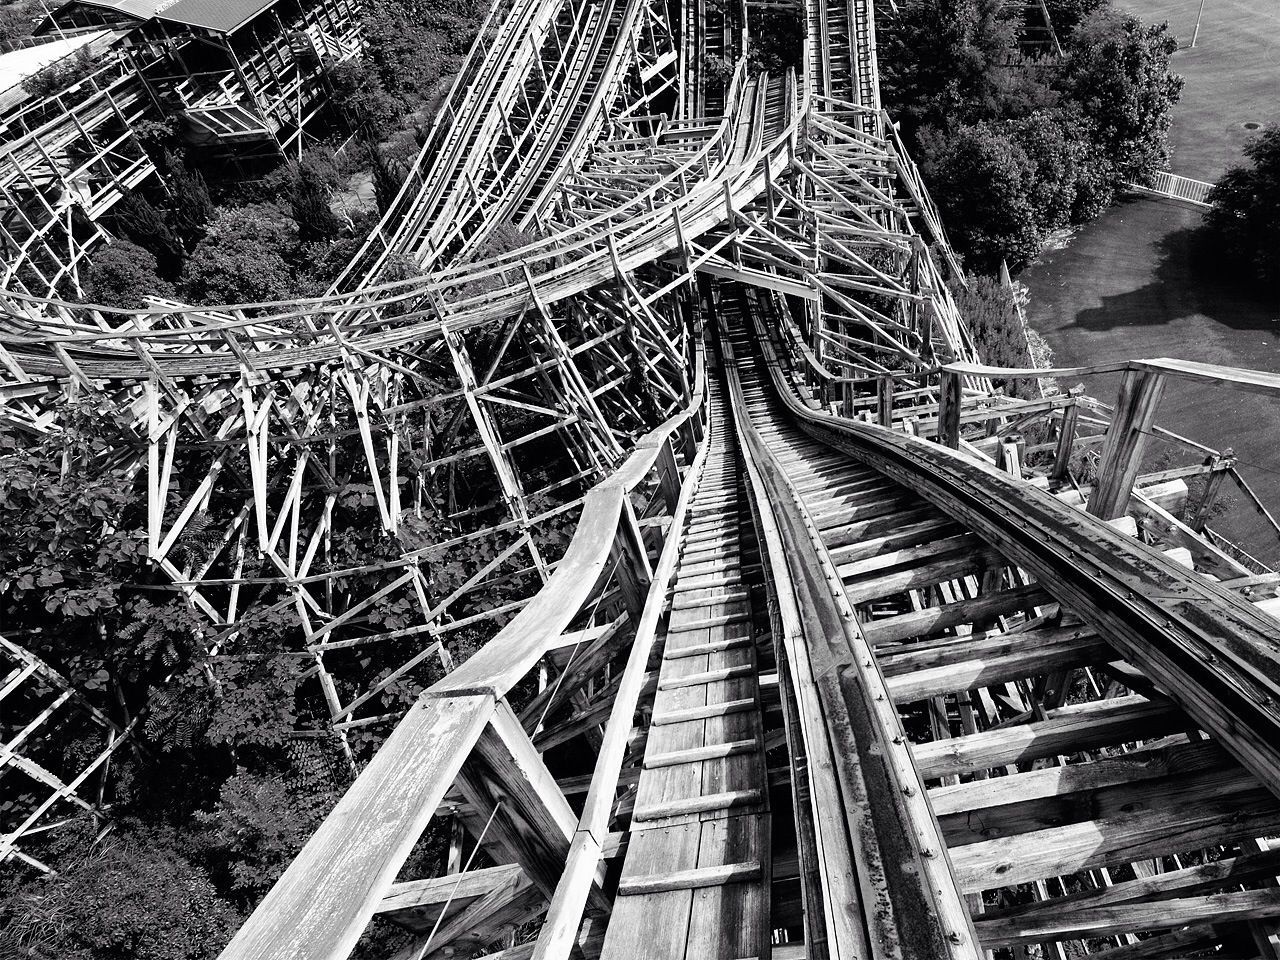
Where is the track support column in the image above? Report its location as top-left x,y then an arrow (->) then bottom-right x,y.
1089,368 -> 1165,521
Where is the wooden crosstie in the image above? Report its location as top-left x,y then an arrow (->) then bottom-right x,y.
2,0 -> 1280,955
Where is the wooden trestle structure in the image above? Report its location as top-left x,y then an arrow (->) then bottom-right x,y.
2,0 -> 1280,953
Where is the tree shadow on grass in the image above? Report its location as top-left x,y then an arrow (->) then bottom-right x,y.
1071,213 -> 1280,335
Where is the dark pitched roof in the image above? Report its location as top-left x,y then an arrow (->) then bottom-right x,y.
157,0 -> 281,34
66,0 -> 182,20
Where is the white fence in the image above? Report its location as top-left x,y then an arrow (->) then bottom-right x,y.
1125,170 -> 1214,207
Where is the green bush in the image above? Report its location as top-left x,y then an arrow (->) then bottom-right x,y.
82,241 -> 173,309
1205,125 -> 1280,287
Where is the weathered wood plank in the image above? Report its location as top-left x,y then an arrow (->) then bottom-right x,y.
977,888 -> 1280,948
949,783 -> 1280,892
912,695 -> 1186,779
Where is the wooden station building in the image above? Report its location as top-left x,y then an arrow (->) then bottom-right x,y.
39,0 -> 364,157
0,0 -> 362,295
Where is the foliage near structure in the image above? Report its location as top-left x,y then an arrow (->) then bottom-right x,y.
1205,124 -> 1280,287
881,0 -> 1182,270
0,381 -> 577,953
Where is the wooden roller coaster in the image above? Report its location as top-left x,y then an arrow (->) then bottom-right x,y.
3,0 -> 1280,953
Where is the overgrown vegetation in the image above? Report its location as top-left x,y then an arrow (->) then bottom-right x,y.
948,272 -> 1050,398
0,375 -> 580,954
75,0 -> 493,312
881,0 -> 1183,270
0,1 -> 37,47
1205,124 -> 1280,288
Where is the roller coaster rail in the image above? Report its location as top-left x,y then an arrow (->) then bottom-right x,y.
3,0 -> 1280,953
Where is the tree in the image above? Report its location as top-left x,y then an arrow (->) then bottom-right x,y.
921,122 -> 1042,270
1053,10 -> 1182,183
1008,107 -> 1114,225
162,154 -> 215,248
0,826 -> 237,960
1205,126 -> 1280,287
1043,0 -> 1108,39
325,59 -> 398,137
111,194 -> 185,277
879,0 -> 1021,134
289,152 -> 342,243
82,241 -> 172,309
0,1 -> 36,46
180,204 -> 302,305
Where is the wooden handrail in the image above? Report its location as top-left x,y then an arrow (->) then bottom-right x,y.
944,359 -> 1280,398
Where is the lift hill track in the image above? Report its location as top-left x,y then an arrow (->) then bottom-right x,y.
2,0 -> 1280,954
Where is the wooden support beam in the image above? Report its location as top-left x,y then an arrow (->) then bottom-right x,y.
861,582 -> 1049,645
454,704 -> 590,905
937,370 -> 962,449
976,888 -> 1280,948
912,694 -> 1186,780
1050,399 -> 1079,482
881,624 -> 1111,703
948,776 -> 1280,892
1088,369 -> 1166,520
972,840 -> 1280,942
378,864 -> 524,920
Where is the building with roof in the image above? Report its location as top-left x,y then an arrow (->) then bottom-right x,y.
0,0 -> 364,298
40,0 -> 363,157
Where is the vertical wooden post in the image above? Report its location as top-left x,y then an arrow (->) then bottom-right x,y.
1187,450 -> 1234,531
937,370 -> 962,449
876,375 -> 894,428
654,438 -> 682,511
1050,396 -> 1081,482
1088,369 -> 1166,520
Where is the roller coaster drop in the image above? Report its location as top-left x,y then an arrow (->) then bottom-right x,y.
3,0 -> 1280,955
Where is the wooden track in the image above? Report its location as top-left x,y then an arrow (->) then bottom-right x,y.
601,378 -> 772,959
714,287 -> 1280,959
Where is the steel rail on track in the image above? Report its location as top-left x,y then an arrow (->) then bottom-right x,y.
717,312 -> 982,960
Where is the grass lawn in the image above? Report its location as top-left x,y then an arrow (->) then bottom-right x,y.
1113,0 -> 1278,180
1020,0 -> 1280,563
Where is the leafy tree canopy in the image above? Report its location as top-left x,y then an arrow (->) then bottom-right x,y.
1205,125 -> 1280,287
82,241 -> 173,310
180,204 -> 304,305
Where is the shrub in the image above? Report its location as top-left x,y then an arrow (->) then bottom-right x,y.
0,827 -> 237,960
180,204 -> 302,305
1205,126 -> 1280,287
950,272 -> 1041,399
82,241 -> 172,309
